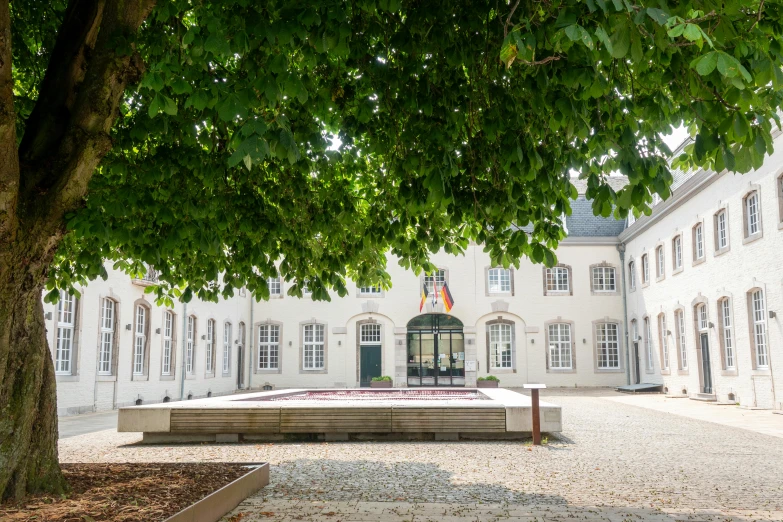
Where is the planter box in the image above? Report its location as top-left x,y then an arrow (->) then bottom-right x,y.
370,380 -> 393,388
477,380 -> 499,388
165,463 -> 269,522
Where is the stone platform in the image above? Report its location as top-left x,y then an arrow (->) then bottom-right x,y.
117,388 -> 562,442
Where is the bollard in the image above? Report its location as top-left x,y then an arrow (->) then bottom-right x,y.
523,383 -> 546,445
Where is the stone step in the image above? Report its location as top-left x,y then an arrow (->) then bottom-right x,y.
690,393 -> 717,402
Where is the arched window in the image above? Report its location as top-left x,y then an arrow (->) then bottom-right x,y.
641,254 -> 650,284
162,311 -> 175,376
205,319 -> 216,374
55,291 -> 78,375
547,323 -> 573,370
718,298 -> 735,370
674,310 -> 687,370
692,222 -> 704,262
186,315 -> 196,374
743,190 -> 762,238
749,289 -> 769,369
98,298 -> 116,375
714,209 -> 729,251
655,246 -> 665,279
628,260 -> 636,291
658,313 -> 669,370
223,322 -> 232,374
672,235 -> 683,271
133,304 -> 149,376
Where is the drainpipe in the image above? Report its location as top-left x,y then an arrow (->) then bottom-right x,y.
248,296 -> 254,390
179,301 -> 187,401
618,243 -> 631,385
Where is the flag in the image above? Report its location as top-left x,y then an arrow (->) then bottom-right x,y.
439,282 -> 454,312
419,283 -> 429,312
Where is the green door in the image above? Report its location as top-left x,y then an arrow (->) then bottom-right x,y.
360,345 -> 382,387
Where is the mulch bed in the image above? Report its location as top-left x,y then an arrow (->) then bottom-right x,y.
0,463 -> 250,521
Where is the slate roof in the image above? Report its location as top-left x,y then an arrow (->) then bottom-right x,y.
566,196 -> 627,237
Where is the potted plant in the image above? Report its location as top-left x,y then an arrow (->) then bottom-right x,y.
477,375 -> 500,388
370,376 -> 393,388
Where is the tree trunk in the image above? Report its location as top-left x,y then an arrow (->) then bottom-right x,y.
0,256 -> 67,501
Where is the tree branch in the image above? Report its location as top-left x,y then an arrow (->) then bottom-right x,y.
0,0 -> 19,246
503,0 -> 521,38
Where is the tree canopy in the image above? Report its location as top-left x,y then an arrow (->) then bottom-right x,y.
13,0 -> 782,305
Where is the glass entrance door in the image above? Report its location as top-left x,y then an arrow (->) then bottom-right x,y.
406,314 -> 464,387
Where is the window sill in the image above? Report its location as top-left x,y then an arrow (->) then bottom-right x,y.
672,267 -> 684,276
255,368 -> 282,374
544,291 -> 571,297
660,369 -> 671,376
655,275 -> 665,282
547,368 -> 576,374
714,246 -> 731,257
645,368 -> 655,374
268,294 -> 284,299
488,368 -> 515,374
185,374 -> 196,380
131,374 -> 149,381
299,369 -> 328,374
720,369 -> 738,377
751,368 -> 771,375
742,232 -> 763,245
591,290 -> 620,296
487,292 -> 513,297
205,372 -> 215,379
160,374 -> 176,381
677,369 -> 689,376
778,221 -> 783,230
641,282 -> 650,289
692,256 -> 706,267
56,374 -> 80,382
221,372 -> 232,377
594,368 -> 623,373
358,294 -> 385,299
629,287 -> 636,293
97,374 -> 116,382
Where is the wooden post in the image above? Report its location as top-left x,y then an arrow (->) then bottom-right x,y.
523,383 -> 546,445
531,388 -> 541,445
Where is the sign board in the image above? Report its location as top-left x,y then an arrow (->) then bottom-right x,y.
465,360 -> 477,372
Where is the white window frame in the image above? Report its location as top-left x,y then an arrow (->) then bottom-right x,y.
489,323 -> 513,369
548,323 -> 572,370
133,305 -> 147,375
488,268 -> 511,294
162,311 -> 173,375
267,276 -> 282,296
644,317 -> 653,370
628,261 -> 636,291
720,298 -> 735,369
359,285 -> 382,296
596,322 -> 620,370
303,324 -> 325,370
223,322 -> 232,374
673,235 -> 682,270
98,298 -> 115,375
360,323 -> 382,344
424,269 -> 446,294
205,319 -> 215,373
656,246 -> 665,278
716,210 -> 728,250
258,324 -> 280,370
751,290 -> 769,368
676,310 -> 687,370
745,191 -> 760,237
55,292 -> 75,375
658,314 -> 669,370
545,266 -> 570,293
694,223 -> 704,260
186,316 -> 195,374
591,266 -> 616,292
642,254 -> 650,284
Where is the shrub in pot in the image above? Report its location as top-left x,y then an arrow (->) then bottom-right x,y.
370,376 -> 393,388
476,375 -> 500,388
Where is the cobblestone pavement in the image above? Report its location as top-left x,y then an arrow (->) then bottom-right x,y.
58,394 -> 783,521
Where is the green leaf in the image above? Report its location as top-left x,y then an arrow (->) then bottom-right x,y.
691,51 -> 718,76
609,25 -> 631,58
716,52 -> 739,78
682,24 -> 701,42
162,96 -> 177,116
595,26 -> 613,54
148,93 -> 162,118
646,8 -> 669,25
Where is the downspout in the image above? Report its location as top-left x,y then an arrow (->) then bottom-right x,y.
248,297 -> 254,390
618,243 -> 631,385
179,301 -> 187,401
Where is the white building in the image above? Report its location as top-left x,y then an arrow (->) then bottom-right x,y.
46,135 -> 783,415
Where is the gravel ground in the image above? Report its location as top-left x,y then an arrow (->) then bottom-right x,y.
59,394 -> 783,521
